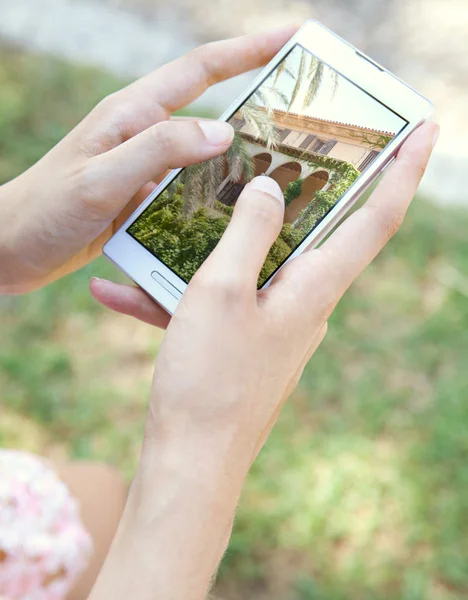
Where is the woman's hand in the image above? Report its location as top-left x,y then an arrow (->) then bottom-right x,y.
89,123 -> 438,600
0,25 -> 297,295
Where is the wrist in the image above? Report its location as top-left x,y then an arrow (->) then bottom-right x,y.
132,417 -> 251,518
94,422 -> 249,600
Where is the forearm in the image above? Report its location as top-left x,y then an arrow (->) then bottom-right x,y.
88,422 -> 250,600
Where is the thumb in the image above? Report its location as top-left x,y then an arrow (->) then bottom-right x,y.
200,176 -> 284,289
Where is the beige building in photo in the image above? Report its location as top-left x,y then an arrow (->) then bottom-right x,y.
217,108 -> 394,223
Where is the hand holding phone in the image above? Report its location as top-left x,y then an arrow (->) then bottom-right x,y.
103,20 -> 433,315
0,26 -> 297,294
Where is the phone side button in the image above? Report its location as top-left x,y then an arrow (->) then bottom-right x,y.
150,271 -> 182,300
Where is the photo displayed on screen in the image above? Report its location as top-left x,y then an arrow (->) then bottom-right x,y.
128,44 -> 407,286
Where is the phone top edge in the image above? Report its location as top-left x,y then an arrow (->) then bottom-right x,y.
300,20 -> 433,110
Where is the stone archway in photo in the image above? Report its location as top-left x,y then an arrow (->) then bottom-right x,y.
284,170 -> 330,223
253,153 -> 273,177
268,161 -> 302,191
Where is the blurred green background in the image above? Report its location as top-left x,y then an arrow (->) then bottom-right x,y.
1,41 -> 468,600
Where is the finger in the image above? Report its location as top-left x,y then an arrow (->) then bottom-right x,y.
200,176 -> 284,289
91,120 -> 234,205
317,122 -> 438,287
90,278 -> 171,329
112,25 -> 299,139
271,122 -> 438,315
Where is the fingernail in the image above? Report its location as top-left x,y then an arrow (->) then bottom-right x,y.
431,124 -> 440,149
248,176 -> 283,202
198,121 -> 234,146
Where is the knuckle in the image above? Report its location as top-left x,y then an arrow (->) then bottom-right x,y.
79,93 -> 127,155
314,290 -> 337,322
74,162 -> 97,199
307,259 -> 341,320
188,43 -> 218,87
415,161 -> 428,181
401,154 -> 428,182
365,204 -> 406,242
191,270 -> 246,304
150,121 -> 172,153
379,209 -> 405,240
90,92 -> 122,124
73,160 -> 109,218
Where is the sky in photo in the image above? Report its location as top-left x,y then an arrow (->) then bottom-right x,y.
261,45 -> 406,135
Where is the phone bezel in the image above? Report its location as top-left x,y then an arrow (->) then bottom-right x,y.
103,19 -> 433,315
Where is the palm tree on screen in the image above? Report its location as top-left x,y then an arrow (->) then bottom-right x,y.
286,48 -> 339,112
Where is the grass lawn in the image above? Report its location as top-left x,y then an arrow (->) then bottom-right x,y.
1,45 -> 468,600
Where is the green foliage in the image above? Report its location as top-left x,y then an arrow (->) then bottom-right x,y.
295,166 -> 360,233
284,177 -> 304,207
294,575 -> 323,599
129,185 -> 299,285
131,160 -> 359,287
303,155 -> 360,178
350,130 -> 393,150
260,236 -> 292,283
214,201 -> 235,217
278,149 -> 362,235
129,190 -> 231,281
279,222 -> 304,248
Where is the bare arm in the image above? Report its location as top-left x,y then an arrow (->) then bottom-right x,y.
90,431 -> 247,600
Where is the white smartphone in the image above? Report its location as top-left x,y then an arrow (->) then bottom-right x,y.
104,20 -> 432,315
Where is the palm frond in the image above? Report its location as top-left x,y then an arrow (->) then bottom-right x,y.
330,68 -> 339,97
226,132 -> 254,183
303,60 -> 324,108
307,55 -> 319,78
204,155 -> 225,209
252,89 -> 270,112
182,162 -> 206,217
258,86 -> 289,108
273,60 -> 295,86
182,156 -> 225,217
240,100 -> 279,149
288,48 -> 308,111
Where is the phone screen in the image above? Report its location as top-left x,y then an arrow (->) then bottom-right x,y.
127,43 -> 408,287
